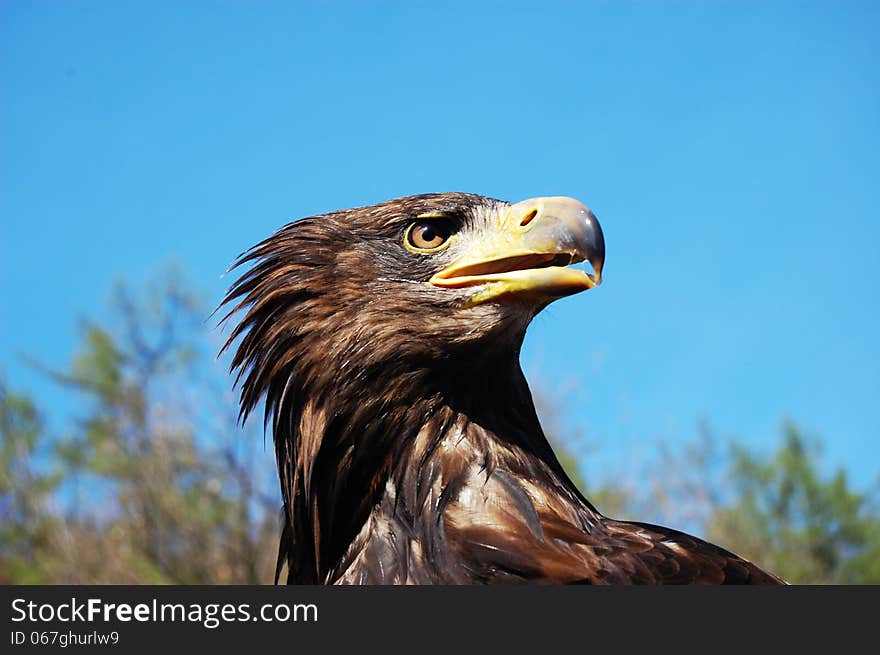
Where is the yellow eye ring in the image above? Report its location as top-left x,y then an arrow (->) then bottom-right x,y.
404,220 -> 453,253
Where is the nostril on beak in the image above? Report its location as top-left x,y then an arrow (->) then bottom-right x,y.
520,207 -> 539,227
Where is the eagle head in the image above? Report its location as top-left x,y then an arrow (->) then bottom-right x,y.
223,192 -> 604,414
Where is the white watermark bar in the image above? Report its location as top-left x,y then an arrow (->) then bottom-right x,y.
2,586 -> 875,651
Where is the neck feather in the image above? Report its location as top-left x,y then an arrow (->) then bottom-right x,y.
275,348 -> 584,582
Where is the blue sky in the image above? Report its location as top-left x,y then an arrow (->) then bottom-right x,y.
2,1 -> 878,487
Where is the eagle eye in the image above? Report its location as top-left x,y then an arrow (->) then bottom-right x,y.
404,219 -> 452,253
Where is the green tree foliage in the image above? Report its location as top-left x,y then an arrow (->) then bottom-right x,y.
0,383 -> 61,583
1,269 -> 878,584
705,425 -> 880,584
574,425 -> 880,584
1,270 -> 277,584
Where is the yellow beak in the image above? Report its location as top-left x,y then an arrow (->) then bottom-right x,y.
430,196 -> 605,305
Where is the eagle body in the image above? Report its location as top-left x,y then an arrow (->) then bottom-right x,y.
222,192 -> 782,585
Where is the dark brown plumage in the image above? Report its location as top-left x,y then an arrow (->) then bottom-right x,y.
220,192 -> 783,585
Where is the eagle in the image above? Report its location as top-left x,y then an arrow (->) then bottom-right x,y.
220,192 -> 783,585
